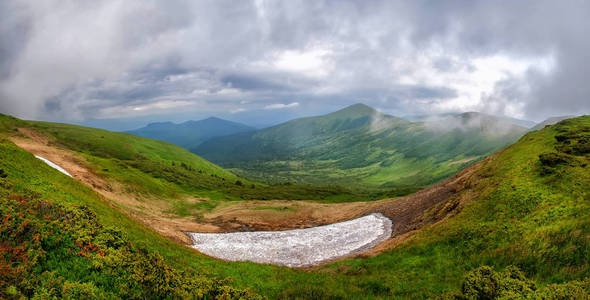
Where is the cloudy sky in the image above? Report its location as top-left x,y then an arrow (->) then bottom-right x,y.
1,0 -> 589,130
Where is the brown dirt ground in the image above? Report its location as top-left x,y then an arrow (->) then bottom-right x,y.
9,127 -> 488,258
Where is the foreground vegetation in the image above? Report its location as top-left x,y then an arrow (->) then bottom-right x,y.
445,266 -> 589,299
0,138 -> 259,299
0,114 -> 587,298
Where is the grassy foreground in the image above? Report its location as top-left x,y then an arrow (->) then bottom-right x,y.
0,114 -> 588,298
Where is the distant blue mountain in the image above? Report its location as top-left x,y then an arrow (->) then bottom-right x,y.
126,117 -> 255,150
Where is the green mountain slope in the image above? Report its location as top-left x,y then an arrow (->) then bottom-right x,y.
126,117 -> 255,149
195,104 -> 528,188
0,134 -> 259,298
0,114 -> 415,216
316,115 -> 590,298
0,113 -> 587,298
530,116 -> 575,131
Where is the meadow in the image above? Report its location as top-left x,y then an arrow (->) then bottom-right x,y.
0,114 -> 587,298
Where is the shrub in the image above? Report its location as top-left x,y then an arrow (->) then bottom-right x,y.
61,281 -> 99,300
531,278 -> 590,299
0,190 -> 260,299
450,266 -> 589,299
461,266 -> 502,299
539,153 -> 570,167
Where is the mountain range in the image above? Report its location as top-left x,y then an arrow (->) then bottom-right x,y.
194,104 -> 529,187
125,117 -> 254,149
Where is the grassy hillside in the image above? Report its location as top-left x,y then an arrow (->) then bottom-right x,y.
313,115 -> 589,298
126,117 -> 254,149
195,104 -> 528,188
0,113 -> 587,298
2,115 -> 416,204
0,137 -> 261,298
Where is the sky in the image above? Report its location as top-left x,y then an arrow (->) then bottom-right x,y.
1,0 -> 589,130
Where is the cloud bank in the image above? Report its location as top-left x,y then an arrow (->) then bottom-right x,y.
1,0 -> 589,128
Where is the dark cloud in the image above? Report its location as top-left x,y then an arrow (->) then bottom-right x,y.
221,74 -> 296,92
0,0 -> 588,125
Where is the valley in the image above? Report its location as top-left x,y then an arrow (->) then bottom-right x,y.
5,119 -> 466,247
195,104 -> 528,188
2,2 -> 589,298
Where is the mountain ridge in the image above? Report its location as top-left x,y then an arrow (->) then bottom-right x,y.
531,115 -> 575,131
126,116 -> 254,149
195,104 -> 528,187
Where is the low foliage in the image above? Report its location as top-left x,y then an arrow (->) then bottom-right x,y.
0,191 -> 259,299
440,265 -> 589,299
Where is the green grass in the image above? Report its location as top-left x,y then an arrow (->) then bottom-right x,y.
0,113 -> 587,299
0,138 -> 258,298
195,105 -> 526,189
13,118 -> 415,206
315,116 -> 590,297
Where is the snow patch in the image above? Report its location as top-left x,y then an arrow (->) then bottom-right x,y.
34,155 -> 72,177
187,213 -> 392,267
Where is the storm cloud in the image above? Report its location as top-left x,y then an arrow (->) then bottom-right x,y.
0,0 -> 588,129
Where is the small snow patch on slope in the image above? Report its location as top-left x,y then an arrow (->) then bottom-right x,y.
187,213 -> 392,267
35,155 -> 72,177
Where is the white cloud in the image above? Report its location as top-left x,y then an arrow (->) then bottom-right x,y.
0,0 -> 588,124
230,107 -> 246,114
392,49 -> 555,118
264,102 -> 300,110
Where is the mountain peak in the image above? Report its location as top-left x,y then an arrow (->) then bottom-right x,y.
330,103 -> 378,118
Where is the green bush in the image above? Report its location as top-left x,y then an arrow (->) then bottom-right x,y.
448,266 -> 589,299
61,281 -> 100,300
0,191 -> 260,299
538,153 -> 570,168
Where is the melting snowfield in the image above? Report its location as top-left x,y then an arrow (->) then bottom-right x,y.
187,213 -> 392,267
34,155 -> 72,177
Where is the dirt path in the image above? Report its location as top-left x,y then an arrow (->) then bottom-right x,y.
10,128 -> 217,244
8,127 -> 487,260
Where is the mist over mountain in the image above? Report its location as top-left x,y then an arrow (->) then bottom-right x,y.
530,116 -> 575,131
195,104 -> 528,187
407,113 -> 535,129
420,112 -> 531,136
126,117 -> 254,149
